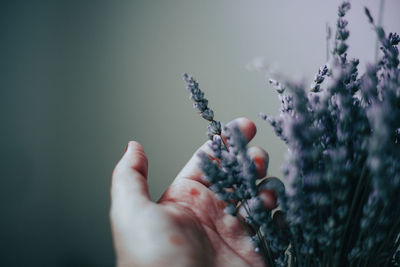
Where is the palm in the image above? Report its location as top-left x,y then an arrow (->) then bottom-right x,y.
111,118 -> 268,267
157,177 -> 266,267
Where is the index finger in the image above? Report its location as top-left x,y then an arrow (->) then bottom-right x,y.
173,117 -> 257,184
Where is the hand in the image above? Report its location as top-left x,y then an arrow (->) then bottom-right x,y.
110,118 -> 270,267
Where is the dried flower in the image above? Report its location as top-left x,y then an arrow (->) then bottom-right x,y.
182,73 -> 223,141
182,1 -> 399,266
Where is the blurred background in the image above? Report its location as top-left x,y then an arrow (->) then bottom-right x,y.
1,0 -> 399,266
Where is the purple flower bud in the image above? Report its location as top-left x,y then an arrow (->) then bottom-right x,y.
207,120 -> 221,135
201,108 -> 214,121
364,7 -> 374,24
190,91 -> 204,101
335,42 -> 348,55
193,99 -> 208,112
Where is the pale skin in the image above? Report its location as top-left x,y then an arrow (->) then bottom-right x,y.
110,118 -> 271,267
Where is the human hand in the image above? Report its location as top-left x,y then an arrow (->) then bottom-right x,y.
110,118 -> 270,267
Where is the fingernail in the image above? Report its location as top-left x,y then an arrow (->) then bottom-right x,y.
254,156 -> 266,177
254,156 -> 265,169
259,189 -> 278,210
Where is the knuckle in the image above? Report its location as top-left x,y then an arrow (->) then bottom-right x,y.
248,146 -> 267,156
196,140 -> 212,155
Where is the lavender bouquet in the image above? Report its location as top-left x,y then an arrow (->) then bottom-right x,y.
182,2 -> 400,266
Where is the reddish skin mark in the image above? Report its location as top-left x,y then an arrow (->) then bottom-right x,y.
221,135 -> 229,149
189,188 -> 200,197
216,200 -> 226,210
169,235 -> 184,246
208,154 -> 221,167
259,189 -> 278,210
125,143 -> 129,152
254,156 -> 265,169
253,156 -> 267,177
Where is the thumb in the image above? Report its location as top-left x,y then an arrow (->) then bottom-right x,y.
111,141 -> 150,210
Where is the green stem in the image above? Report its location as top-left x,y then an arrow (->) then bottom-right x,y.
326,23 -> 331,61
213,120 -> 229,152
243,201 -> 274,267
338,165 -> 369,265
375,0 -> 385,62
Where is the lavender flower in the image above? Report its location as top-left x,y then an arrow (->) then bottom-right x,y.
182,73 -> 222,140
334,2 -> 351,64
183,74 -> 289,265
310,65 -> 328,92
182,1 -> 399,266
262,2 -> 399,266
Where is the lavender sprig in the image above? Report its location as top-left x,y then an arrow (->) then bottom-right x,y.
182,1 -> 399,266
334,2 -> 351,64
183,74 -> 289,265
263,2 -> 399,266
310,65 -> 328,92
182,73 -> 223,141
199,126 -> 289,266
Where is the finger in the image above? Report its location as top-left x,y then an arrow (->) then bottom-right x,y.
258,189 -> 278,210
237,204 -> 257,236
110,141 -> 150,210
218,146 -> 268,207
174,117 -> 257,183
258,176 -> 285,208
221,117 -> 257,148
258,176 -> 285,196
237,176 -> 285,226
247,146 -> 269,179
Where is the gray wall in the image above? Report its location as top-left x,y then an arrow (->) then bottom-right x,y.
1,0 -> 399,266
